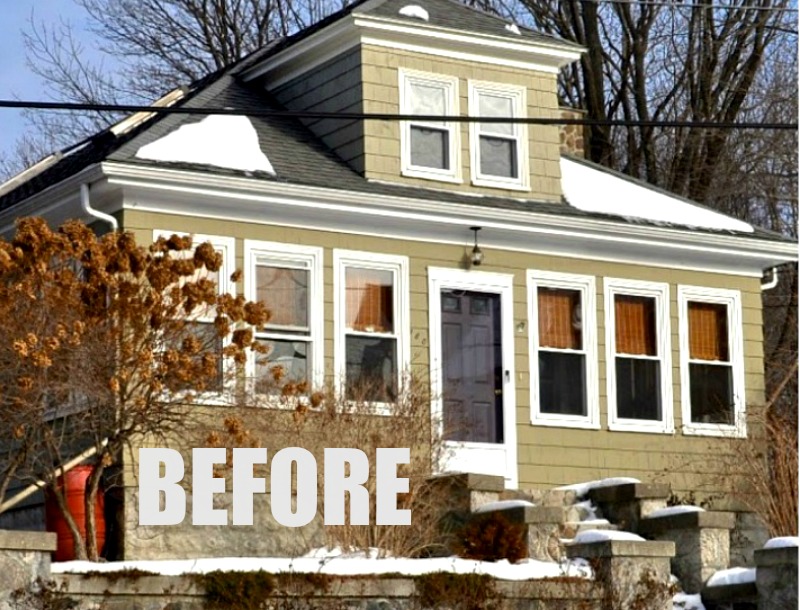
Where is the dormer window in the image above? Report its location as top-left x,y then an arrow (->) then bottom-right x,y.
399,70 -> 460,183
469,81 -> 529,190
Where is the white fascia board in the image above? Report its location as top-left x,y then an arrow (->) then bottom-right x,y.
102,162 -> 796,276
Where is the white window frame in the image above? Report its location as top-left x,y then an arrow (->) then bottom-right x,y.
604,278 -> 673,433
152,230 -> 236,402
468,81 -> 529,191
333,250 -> 410,412
678,285 -> 746,438
243,240 -> 324,396
399,69 -> 461,183
528,271 -> 599,429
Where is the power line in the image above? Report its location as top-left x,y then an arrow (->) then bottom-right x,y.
0,100 -> 797,130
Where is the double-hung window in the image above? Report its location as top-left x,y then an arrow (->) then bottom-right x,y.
152,230 -> 235,395
678,286 -> 745,437
528,271 -> 599,428
469,81 -> 528,190
244,241 -> 323,394
334,250 -> 409,405
399,69 -> 460,182
604,279 -> 673,433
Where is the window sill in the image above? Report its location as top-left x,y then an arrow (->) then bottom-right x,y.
530,415 -> 600,430
471,177 -> 530,192
402,167 -> 462,184
608,420 -> 674,434
681,423 -> 745,438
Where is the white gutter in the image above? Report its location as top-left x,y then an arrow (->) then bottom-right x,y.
0,440 -> 107,514
761,266 -> 780,291
81,183 -> 118,231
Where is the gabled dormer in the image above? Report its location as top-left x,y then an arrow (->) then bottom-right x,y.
241,0 -> 583,201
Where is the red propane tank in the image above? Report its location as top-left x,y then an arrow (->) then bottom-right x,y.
45,465 -> 106,561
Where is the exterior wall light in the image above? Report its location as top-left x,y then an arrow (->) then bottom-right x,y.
470,226 -> 485,267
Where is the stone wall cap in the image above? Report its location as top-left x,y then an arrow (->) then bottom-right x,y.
588,482 -> 670,503
475,505 -> 563,525
754,545 -> 799,567
701,581 -> 758,603
565,539 -> 675,559
639,511 -> 736,533
0,528 -> 57,552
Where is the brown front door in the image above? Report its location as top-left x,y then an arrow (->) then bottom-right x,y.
441,289 -> 504,443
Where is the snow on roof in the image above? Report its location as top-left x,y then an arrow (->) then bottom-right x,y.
706,566 -> 756,588
398,5 -> 429,21
474,499 -> 536,514
647,505 -> 705,519
572,530 -> 645,544
764,536 -> 800,550
505,23 -> 521,35
554,477 -> 641,498
135,115 -> 275,174
52,548 -> 593,581
560,157 -> 754,233
672,592 -> 705,610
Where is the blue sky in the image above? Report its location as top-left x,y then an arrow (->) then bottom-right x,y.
0,1 -> 89,163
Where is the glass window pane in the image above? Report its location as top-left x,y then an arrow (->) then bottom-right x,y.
346,268 -> 394,333
615,295 -> 657,356
479,136 -> 518,178
538,288 -> 582,349
690,363 -> 734,424
409,82 -> 446,124
615,357 -> 661,420
539,351 -> 586,416
410,126 -> 448,170
688,302 -> 729,362
345,336 -> 397,402
255,339 -> 308,391
479,93 -> 514,136
256,265 -> 309,330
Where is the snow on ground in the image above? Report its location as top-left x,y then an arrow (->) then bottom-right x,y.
706,567 -> 756,588
474,499 -> 536,514
398,5 -> 429,20
52,548 -> 593,581
560,157 -> 754,233
554,477 -> 641,498
571,530 -> 645,544
136,115 -> 275,174
673,592 -> 706,610
764,536 -> 800,549
648,506 -> 705,519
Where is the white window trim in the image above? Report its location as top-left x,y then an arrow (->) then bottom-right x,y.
528,270 -> 599,429
468,80 -> 529,191
604,278 -> 674,434
399,69 -> 461,183
333,249 -> 410,413
678,285 -> 746,438
152,230 -> 237,404
243,240 -> 324,396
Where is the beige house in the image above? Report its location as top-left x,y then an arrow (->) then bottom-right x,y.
0,0 -> 794,541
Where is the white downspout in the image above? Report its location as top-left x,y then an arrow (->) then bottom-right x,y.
80,183 -> 118,232
761,266 -> 780,291
0,440 -> 108,514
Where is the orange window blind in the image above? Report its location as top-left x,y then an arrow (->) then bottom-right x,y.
615,295 -> 657,356
346,268 -> 394,333
688,301 -> 729,361
256,265 -> 309,329
538,288 -> 582,349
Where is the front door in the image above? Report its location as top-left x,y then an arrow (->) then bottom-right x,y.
429,268 -> 517,488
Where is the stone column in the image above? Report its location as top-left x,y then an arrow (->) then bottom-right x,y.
566,538 -> 676,610
0,529 -> 57,610
755,544 -> 798,609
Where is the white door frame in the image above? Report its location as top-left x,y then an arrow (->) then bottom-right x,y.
428,267 -> 518,489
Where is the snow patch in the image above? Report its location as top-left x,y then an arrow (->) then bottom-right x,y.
673,592 -> 706,610
474,499 -> 536,514
136,115 -> 275,174
573,500 -> 599,521
505,23 -> 521,35
706,567 -> 756,588
398,5 -> 429,21
554,477 -> 641,498
53,550 -> 593,581
560,157 -> 754,233
648,505 -> 705,519
764,536 -> 800,549
572,530 -> 645,544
